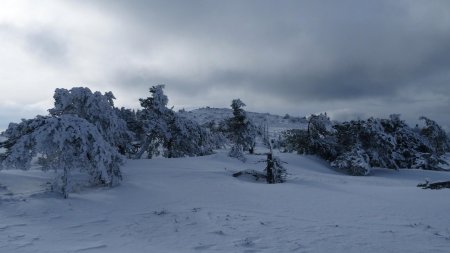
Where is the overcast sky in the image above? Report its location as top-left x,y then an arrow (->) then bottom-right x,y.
1,0 -> 449,130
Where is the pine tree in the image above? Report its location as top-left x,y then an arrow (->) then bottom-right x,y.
331,145 -> 371,176
49,87 -> 132,155
226,99 -> 257,159
164,113 -> 213,158
134,85 -> 170,159
282,113 -> 337,160
265,153 -> 287,183
136,85 -> 213,159
419,116 -> 450,155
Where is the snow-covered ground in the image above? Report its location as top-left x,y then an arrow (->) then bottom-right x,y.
1,149 -> 450,252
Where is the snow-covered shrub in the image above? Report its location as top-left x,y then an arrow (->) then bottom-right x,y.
331,146 -> 370,176
49,87 -> 132,155
282,113 -> 337,160
202,120 -> 229,150
229,144 -> 246,162
272,156 -> 287,183
281,129 -> 310,153
1,115 -> 123,198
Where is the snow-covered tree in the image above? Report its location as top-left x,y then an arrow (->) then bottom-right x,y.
164,113 -> 213,158
281,114 -> 449,175
419,116 -> 450,155
136,85 -> 213,158
202,120 -> 229,150
116,107 -> 145,139
307,113 -> 332,138
49,87 -> 132,155
282,113 -> 337,161
0,115 -> 123,198
265,153 -> 287,183
226,99 -> 257,159
135,85 -> 171,159
331,145 -> 370,176
334,116 -> 423,173
359,117 -> 397,169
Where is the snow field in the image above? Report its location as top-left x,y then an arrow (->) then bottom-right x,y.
1,151 -> 450,252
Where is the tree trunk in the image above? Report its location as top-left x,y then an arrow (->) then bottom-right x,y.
418,180 -> 450,189
135,136 -> 151,159
266,153 -> 274,184
62,166 -> 69,199
167,139 -> 173,158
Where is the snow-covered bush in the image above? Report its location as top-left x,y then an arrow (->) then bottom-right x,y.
49,87 -> 132,155
331,146 -> 370,176
229,144 -> 246,162
282,113 -> 337,160
1,115 -> 123,198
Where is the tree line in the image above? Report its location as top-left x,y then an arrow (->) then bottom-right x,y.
280,113 -> 450,176
1,85 -> 448,196
0,86 -> 258,197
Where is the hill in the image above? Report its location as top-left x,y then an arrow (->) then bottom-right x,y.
179,107 -> 308,129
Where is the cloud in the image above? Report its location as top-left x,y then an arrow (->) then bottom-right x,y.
0,0 -> 449,130
25,29 -> 68,65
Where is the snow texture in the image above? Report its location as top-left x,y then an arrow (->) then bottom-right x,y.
1,150 -> 450,252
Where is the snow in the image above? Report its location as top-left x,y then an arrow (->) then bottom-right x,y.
2,149 -> 450,252
180,107 -> 308,129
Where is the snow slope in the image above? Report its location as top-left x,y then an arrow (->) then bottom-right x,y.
1,150 -> 450,252
179,107 -> 308,142
179,107 -> 308,129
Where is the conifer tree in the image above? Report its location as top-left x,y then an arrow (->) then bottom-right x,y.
419,116 -> 450,155
136,85 -> 213,159
49,87 -> 132,155
226,99 -> 256,159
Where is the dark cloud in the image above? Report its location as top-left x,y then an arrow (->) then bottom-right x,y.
2,0 -> 450,129
92,1 -> 450,98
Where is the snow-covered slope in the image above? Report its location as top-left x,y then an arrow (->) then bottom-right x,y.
179,107 -> 308,129
1,150 -> 450,252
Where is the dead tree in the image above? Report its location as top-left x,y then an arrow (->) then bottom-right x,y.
418,180 -> 450,190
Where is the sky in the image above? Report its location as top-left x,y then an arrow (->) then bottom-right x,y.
0,0 -> 449,130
